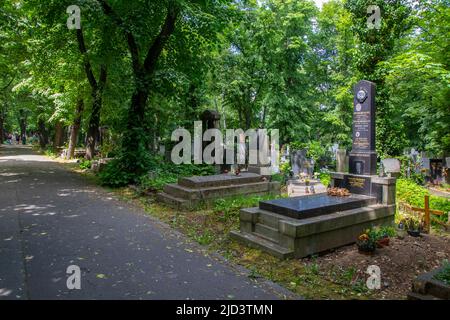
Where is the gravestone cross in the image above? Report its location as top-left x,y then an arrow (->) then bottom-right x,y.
349,80 -> 377,175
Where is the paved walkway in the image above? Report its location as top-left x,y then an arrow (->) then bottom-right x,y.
0,145 -> 290,299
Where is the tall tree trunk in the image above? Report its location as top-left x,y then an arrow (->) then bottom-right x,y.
85,65 -> 107,160
98,0 -> 178,177
0,109 -> 4,143
67,99 -> 84,159
18,109 -> 27,142
53,121 -> 65,151
37,117 -> 48,149
76,28 -> 107,160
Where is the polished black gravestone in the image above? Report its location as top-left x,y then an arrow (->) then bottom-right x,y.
349,80 -> 377,175
259,193 -> 376,220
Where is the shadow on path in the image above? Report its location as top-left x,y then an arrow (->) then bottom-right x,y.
0,145 -> 294,300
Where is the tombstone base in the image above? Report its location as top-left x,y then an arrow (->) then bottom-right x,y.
157,172 -> 280,210
349,151 -> 377,176
247,165 -> 273,177
330,172 -> 396,205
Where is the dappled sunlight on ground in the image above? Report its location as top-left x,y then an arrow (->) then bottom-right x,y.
2,203 -> 58,217
0,288 -> 13,297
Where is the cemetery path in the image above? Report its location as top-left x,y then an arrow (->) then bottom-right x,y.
0,145 -> 292,300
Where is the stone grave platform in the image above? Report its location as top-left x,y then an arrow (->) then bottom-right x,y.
157,172 -> 280,210
230,190 -> 395,259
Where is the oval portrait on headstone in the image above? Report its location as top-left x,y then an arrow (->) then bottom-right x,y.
355,103 -> 362,112
357,89 -> 367,103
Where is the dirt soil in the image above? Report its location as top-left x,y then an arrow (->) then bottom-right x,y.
302,232 -> 450,299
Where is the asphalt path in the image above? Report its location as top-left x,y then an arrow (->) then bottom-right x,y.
0,145 -> 293,300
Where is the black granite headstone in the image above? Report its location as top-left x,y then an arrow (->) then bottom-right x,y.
349,80 -> 377,175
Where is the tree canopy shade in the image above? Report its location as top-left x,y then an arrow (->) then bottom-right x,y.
0,0 -> 448,185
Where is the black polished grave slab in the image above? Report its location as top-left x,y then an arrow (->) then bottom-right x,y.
259,193 -> 376,220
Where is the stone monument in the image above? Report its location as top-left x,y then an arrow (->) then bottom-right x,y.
349,80 -> 377,175
381,158 -> 401,178
230,80 -> 396,259
247,129 -> 274,177
336,148 -> 349,173
330,80 -> 396,202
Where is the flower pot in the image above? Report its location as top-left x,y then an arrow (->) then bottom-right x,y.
357,241 -> 376,254
376,237 -> 390,248
407,230 -> 421,237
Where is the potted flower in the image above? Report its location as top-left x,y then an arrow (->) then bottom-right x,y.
375,226 -> 396,247
404,217 -> 423,237
357,231 -> 376,254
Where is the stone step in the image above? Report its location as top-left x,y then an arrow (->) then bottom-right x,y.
229,230 -> 293,259
407,292 -> 443,300
254,223 -> 279,243
257,210 -> 280,229
178,173 -> 263,189
156,192 -> 190,210
164,181 -> 276,201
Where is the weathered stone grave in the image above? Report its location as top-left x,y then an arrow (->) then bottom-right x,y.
157,172 -> 280,210
290,149 -> 314,177
336,148 -> 349,173
381,158 -> 401,178
231,80 -> 396,259
247,129 -> 275,176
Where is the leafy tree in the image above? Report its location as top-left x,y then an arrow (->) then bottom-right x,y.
345,0 -> 413,156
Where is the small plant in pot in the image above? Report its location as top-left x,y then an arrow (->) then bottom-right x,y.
375,226 -> 396,248
357,231 -> 376,254
404,217 -> 423,237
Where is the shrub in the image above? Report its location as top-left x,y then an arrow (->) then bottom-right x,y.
98,146 -> 216,188
319,171 -> 331,187
79,159 -> 92,170
98,158 -> 137,187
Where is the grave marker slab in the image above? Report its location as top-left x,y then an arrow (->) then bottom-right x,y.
349,80 -> 377,175
382,158 -> 401,177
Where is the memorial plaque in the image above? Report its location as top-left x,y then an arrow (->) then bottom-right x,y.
349,80 -> 377,175
343,174 -> 371,195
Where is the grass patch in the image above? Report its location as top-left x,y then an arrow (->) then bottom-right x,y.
396,178 -> 450,224
434,260 -> 450,286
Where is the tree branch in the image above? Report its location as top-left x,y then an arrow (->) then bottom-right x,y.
96,0 -> 142,75
76,28 -> 98,89
143,3 -> 179,74
1,75 -> 15,90
99,64 -> 108,90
